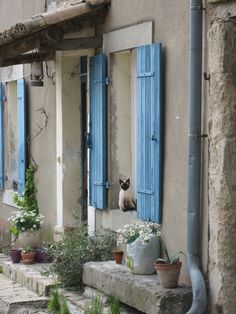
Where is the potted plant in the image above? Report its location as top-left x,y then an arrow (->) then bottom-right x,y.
21,246 -> 36,264
154,238 -> 184,288
117,221 -> 161,274
8,164 -> 44,248
112,250 -> 124,264
9,248 -> 22,263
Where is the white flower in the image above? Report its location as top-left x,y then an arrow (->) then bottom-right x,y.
156,231 -> 161,237
144,235 -> 150,242
129,229 -> 135,236
20,219 -> 24,223
117,229 -> 122,233
33,224 -> 37,228
117,235 -> 124,245
21,227 -> 25,231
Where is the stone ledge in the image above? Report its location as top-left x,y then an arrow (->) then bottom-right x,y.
0,254 -> 57,296
83,261 -> 192,314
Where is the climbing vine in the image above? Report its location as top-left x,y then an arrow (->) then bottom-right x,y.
13,164 -> 39,214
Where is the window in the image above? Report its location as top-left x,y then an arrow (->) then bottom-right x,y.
88,44 -> 163,221
89,54 -> 107,209
136,44 -> 163,223
1,79 -> 26,197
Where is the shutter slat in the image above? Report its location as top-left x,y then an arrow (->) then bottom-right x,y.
0,83 -> 4,190
89,54 -> 107,209
17,79 -> 26,195
136,44 -> 162,223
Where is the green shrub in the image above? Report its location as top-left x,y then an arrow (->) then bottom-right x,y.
45,221 -> 116,286
109,295 -> 120,314
84,295 -> 103,314
47,289 -> 60,313
47,289 -> 69,314
60,295 -> 69,314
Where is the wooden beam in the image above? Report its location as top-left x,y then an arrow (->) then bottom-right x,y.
0,0 -> 110,49
0,26 -> 63,63
0,52 -> 54,67
53,36 -> 103,50
86,0 -> 110,7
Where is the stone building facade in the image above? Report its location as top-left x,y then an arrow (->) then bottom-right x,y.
0,0 -> 236,312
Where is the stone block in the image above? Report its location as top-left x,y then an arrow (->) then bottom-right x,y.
0,255 -> 57,297
83,261 -> 192,314
0,274 -> 48,314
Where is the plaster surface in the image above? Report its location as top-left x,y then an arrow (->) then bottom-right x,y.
96,0 -> 200,285
208,3 -> 236,312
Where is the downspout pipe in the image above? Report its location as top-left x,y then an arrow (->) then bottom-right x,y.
187,1 -> 207,313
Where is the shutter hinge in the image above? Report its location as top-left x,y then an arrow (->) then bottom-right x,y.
106,181 -> 111,189
105,77 -> 112,85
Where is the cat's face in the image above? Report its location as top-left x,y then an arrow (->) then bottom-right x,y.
119,179 -> 130,191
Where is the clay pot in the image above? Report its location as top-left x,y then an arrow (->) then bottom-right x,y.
112,251 -> 124,264
18,230 -> 41,248
34,248 -> 52,263
154,261 -> 182,288
9,249 -> 22,263
21,251 -> 36,265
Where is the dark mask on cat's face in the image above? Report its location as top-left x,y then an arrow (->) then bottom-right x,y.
119,179 -> 130,191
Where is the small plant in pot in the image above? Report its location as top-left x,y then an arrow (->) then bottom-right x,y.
21,246 -> 36,265
117,221 -> 161,274
154,238 -> 184,289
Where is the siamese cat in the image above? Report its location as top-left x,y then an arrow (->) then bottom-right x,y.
119,178 -> 136,212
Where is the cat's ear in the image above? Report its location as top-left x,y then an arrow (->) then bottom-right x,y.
119,179 -> 123,185
126,178 -> 130,184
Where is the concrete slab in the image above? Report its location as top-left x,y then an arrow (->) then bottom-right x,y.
83,261 -> 192,314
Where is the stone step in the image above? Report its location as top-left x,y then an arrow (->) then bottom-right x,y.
0,274 -> 48,314
0,254 -> 57,296
83,261 -> 192,314
58,286 -> 144,314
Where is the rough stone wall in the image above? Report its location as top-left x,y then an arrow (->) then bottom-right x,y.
208,2 -> 236,313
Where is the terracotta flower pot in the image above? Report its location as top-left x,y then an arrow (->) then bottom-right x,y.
154,261 -> 182,288
112,251 -> 124,264
9,249 -> 22,263
21,251 -> 36,265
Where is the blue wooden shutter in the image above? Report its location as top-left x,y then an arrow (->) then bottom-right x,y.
17,79 -> 26,195
0,82 -> 4,190
89,54 -> 107,209
136,43 -> 163,223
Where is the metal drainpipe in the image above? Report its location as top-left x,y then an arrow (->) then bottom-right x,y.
187,0 -> 207,313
